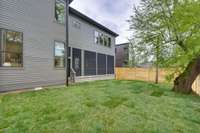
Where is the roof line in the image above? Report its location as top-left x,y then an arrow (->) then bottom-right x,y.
69,7 -> 119,37
116,43 -> 129,46
69,0 -> 73,4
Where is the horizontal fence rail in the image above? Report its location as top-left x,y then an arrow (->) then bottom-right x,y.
115,67 -> 200,95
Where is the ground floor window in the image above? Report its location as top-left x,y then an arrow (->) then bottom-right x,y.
0,29 -> 23,67
97,53 -> 106,75
68,47 -> 71,57
107,55 -> 114,74
84,51 -> 96,76
54,41 -> 65,68
72,48 -> 82,76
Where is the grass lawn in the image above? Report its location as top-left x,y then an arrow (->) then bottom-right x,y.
0,80 -> 200,133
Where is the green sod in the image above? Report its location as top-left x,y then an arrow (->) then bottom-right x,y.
0,80 -> 200,133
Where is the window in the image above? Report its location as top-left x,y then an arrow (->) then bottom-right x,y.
72,20 -> 81,29
54,41 -> 65,68
124,47 -> 128,53
84,51 -> 96,76
72,48 -> 82,76
94,31 -> 99,44
108,37 -> 111,47
0,29 -> 23,67
104,35 -> 109,46
55,0 -> 66,24
94,31 -> 112,47
99,33 -> 104,45
107,55 -> 114,74
97,53 -> 106,75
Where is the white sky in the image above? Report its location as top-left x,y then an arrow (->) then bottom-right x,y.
70,0 -> 140,44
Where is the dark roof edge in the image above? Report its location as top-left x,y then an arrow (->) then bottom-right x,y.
69,0 -> 73,4
69,7 -> 119,37
116,43 -> 129,46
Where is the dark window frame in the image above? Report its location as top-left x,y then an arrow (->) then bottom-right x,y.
107,55 -> 114,74
94,30 -> 112,48
84,50 -> 97,76
97,53 -> 107,75
72,20 -> 81,29
72,48 -> 82,76
108,37 -> 111,47
0,28 -> 23,68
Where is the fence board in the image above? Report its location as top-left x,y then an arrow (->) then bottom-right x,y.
115,67 -> 200,95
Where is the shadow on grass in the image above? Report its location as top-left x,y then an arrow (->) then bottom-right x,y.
102,96 -> 128,109
124,80 -> 169,95
119,80 -> 200,105
150,90 -> 164,97
195,108 -> 200,113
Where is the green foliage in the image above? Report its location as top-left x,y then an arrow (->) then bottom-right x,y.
129,0 -> 200,79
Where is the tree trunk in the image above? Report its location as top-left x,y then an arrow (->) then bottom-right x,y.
155,62 -> 159,84
173,56 -> 200,94
155,43 -> 159,84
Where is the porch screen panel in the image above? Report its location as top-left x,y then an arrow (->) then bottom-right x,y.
107,55 -> 114,74
72,48 -> 82,76
68,47 -> 71,57
97,53 -> 106,75
84,51 -> 96,76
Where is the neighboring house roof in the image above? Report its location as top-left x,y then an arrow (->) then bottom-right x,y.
116,43 -> 129,47
136,62 -> 153,68
69,7 -> 119,37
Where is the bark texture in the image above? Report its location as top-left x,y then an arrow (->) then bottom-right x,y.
155,64 -> 159,84
173,56 -> 200,93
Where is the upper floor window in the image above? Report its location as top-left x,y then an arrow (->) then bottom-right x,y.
124,47 -> 129,57
72,20 -> 81,29
94,31 -> 99,44
54,41 -> 65,68
0,29 -> 23,67
108,38 -> 111,47
103,35 -> 108,46
55,0 -> 66,24
99,33 -> 104,45
94,31 -> 112,47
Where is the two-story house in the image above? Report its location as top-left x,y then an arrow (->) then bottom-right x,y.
0,0 -> 118,92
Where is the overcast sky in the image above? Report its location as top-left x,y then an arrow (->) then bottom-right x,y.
70,0 -> 140,44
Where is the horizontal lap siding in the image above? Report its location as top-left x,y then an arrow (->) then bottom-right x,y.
0,0 -> 66,91
0,0 -> 116,92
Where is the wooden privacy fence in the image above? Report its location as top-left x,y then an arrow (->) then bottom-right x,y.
115,67 -> 200,95
115,67 -> 171,83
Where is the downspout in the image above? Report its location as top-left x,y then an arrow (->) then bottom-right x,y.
65,0 -> 69,86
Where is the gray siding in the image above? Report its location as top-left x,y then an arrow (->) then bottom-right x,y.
0,0 -> 66,91
0,0 -> 116,92
69,14 -> 116,55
